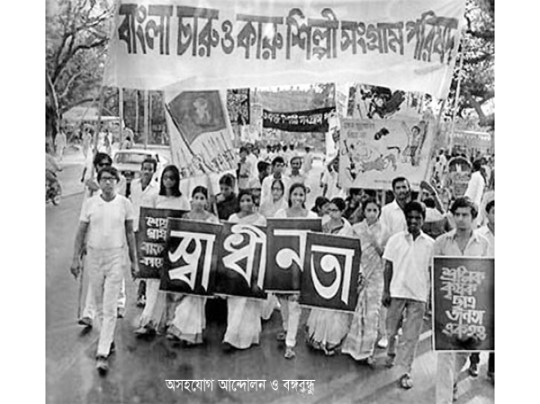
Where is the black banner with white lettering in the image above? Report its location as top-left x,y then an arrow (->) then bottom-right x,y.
137,207 -> 187,279
262,107 -> 335,133
215,223 -> 267,299
265,218 -> 322,292
299,232 -> 361,312
433,257 -> 494,351
161,219 -> 223,296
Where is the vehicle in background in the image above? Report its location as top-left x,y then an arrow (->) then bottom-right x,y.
112,149 -> 169,196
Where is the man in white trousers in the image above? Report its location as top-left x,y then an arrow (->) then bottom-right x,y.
70,166 -> 139,374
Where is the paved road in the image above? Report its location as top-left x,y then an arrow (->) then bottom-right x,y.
46,149 -> 494,404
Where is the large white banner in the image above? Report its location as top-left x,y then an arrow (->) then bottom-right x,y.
339,117 -> 435,189
104,0 -> 466,99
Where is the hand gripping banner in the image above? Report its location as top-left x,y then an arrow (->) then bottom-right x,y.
299,232 -> 361,312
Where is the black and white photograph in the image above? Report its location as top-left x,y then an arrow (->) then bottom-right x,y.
34,0 -> 505,402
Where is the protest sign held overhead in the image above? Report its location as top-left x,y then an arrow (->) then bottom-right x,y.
104,0 -> 465,99
432,257 -> 495,352
299,232 -> 361,312
137,207 -> 187,279
215,223 -> 268,300
339,117 -> 436,190
161,219 -> 223,296
262,107 -> 335,133
265,218 -> 322,293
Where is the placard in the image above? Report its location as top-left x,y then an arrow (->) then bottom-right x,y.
432,257 -> 494,351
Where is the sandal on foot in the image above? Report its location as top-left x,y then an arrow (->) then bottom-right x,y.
96,356 -> 109,375
385,355 -> 395,368
399,374 -> 413,389
284,347 -> 296,359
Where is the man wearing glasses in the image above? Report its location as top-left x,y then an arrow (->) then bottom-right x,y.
78,152 -> 128,326
70,166 -> 139,374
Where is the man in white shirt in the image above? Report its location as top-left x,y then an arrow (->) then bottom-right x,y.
55,129 -> 67,161
434,197 -> 491,403
381,176 -> 412,245
129,157 -> 159,307
260,156 -> 291,206
382,201 -> 434,390
70,166 -> 139,374
289,156 -> 306,185
464,160 -> 485,209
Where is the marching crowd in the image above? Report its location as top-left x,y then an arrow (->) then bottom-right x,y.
68,141 -> 494,403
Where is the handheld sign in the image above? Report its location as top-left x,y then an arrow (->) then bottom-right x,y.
161,219 -> 223,296
137,207 -> 187,278
265,218 -> 322,293
215,223 -> 268,300
299,232 -> 361,312
432,257 -> 494,351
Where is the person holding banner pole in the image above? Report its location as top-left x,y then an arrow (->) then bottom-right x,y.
382,201 -> 434,389
342,197 -> 386,365
434,198 -> 491,403
222,190 -> 266,351
274,183 -> 318,359
70,166 -> 139,374
305,197 -> 354,356
134,166 -> 190,336
167,186 -> 219,345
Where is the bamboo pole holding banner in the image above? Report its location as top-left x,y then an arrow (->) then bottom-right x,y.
119,87 -> 124,140
144,90 -> 149,149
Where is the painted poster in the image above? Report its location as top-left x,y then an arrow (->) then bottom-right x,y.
227,88 -> 251,125
164,86 -> 238,178
215,223 -> 267,299
137,207 -> 187,279
299,232 -> 361,312
432,257 -> 495,352
161,219 -> 223,296
265,218 -> 322,293
339,117 -> 436,189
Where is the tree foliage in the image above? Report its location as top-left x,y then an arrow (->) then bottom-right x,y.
446,0 -> 494,129
46,0 -> 113,139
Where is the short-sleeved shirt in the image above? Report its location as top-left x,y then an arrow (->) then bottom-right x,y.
380,200 -> 407,245
130,177 -> 159,232
80,194 -> 134,249
476,226 -> 494,257
434,229 -> 490,258
383,230 -> 435,302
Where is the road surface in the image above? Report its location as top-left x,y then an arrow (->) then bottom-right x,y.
46,148 -> 494,404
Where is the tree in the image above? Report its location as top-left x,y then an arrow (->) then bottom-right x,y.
46,0 -> 113,141
446,0 -> 494,129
